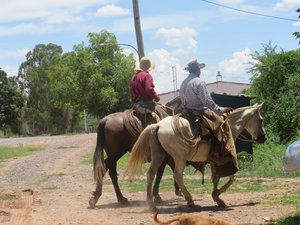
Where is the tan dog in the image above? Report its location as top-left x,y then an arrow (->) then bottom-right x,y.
153,209 -> 236,225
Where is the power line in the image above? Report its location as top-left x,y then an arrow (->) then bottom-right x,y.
200,0 -> 299,22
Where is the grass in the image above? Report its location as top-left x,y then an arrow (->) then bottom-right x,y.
264,189 -> 300,211
0,145 -> 43,163
116,176 -> 283,195
277,213 -> 300,225
41,186 -> 60,190
33,173 -> 66,187
0,195 -> 17,200
49,173 -> 66,177
56,145 -> 79,149
82,152 -> 93,164
238,141 -> 300,178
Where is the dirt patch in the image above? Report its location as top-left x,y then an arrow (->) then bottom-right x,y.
0,133 -> 298,225
0,189 -> 34,224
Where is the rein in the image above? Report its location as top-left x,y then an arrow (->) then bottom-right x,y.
237,133 -> 255,143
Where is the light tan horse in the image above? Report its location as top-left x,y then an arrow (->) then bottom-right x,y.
125,104 -> 266,210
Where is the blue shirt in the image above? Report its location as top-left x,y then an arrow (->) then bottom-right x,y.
179,73 -> 224,116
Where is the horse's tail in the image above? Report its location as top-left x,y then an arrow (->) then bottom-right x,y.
93,118 -> 107,185
125,124 -> 158,178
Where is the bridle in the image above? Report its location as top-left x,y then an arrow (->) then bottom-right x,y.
237,133 -> 255,143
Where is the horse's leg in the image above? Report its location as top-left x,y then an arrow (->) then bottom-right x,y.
173,159 -> 195,208
107,158 -> 129,205
210,163 -> 235,207
167,157 -> 182,197
152,157 -> 168,204
89,164 -> 108,208
153,156 -> 182,204
147,136 -> 167,211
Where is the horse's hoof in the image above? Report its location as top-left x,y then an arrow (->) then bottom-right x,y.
89,198 -> 96,209
175,190 -> 183,197
187,201 -> 196,208
217,201 -> 227,207
150,206 -> 158,213
154,195 -> 163,204
118,197 -> 129,206
147,201 -> 157,212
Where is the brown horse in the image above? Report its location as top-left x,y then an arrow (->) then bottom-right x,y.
89,97 -> 183,209
126,104 -> 266,210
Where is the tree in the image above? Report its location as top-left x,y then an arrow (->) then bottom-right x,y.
17,44 -> 79,135
247,43 -> 300,142
0,69 -> 24,134
293,9 -> 300,44
66,30 -> 136,118
16,31 -> 136,135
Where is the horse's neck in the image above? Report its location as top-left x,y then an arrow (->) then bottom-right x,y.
228,108 -> 253,140
166,97 -> 182,114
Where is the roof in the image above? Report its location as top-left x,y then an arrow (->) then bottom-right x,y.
158,81 -> 250,104
207,81 -> 250,95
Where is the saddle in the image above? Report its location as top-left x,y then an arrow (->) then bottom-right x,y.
132,103 -> 170,128
180,108 -> 238,177
123,103 -> 171,139
179,108 -> 211,140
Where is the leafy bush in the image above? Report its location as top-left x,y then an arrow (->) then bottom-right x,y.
247,45 -> 300,143
238,138 -> 300,178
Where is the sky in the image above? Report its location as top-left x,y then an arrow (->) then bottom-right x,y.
0,0 -> 299,94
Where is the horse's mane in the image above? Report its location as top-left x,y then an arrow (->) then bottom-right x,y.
228,105 -> 257,120
230,105 -> 256,114
165,96 -> 181,107
227,105 -> 259,139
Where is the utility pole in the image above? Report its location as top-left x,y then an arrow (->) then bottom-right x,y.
132,0 -> 145,60
172,66 -> 178,97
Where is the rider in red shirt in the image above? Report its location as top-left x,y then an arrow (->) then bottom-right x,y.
130,57 -> 160,114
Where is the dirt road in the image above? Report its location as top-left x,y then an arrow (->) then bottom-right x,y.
0,133 -> 297,225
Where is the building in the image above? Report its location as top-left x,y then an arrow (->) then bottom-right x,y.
159,81 -> 250,104
207,81 -> 250,96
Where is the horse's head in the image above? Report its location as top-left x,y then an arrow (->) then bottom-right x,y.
228,103 -> 266,143
166,96 -> 183,114
243,103 -> 267,143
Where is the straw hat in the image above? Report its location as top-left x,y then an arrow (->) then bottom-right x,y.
138,57 -> 155,71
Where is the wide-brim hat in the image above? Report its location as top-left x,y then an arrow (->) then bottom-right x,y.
137,57 -> 155,71
184,59 -> 205,71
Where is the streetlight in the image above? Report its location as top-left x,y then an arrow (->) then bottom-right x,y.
99,43 -> 139,56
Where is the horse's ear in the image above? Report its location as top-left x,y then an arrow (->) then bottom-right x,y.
257,103 -> 264,109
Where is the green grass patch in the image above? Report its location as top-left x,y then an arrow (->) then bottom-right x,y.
41,186 -> 60,190
83,150 -> 201,178
238,142 -> 300,178
264,188 -> 300,210
277,212 -> 300,225
84,140 -> 300,179
82,152 -> 93,164
0,195 -> 17,200
49,173 -> 66,177
0,145 -> 43,162
115,176 -> 280,195
56,145 -> 79,149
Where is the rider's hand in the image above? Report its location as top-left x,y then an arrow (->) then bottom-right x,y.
223,107 -> 233,114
